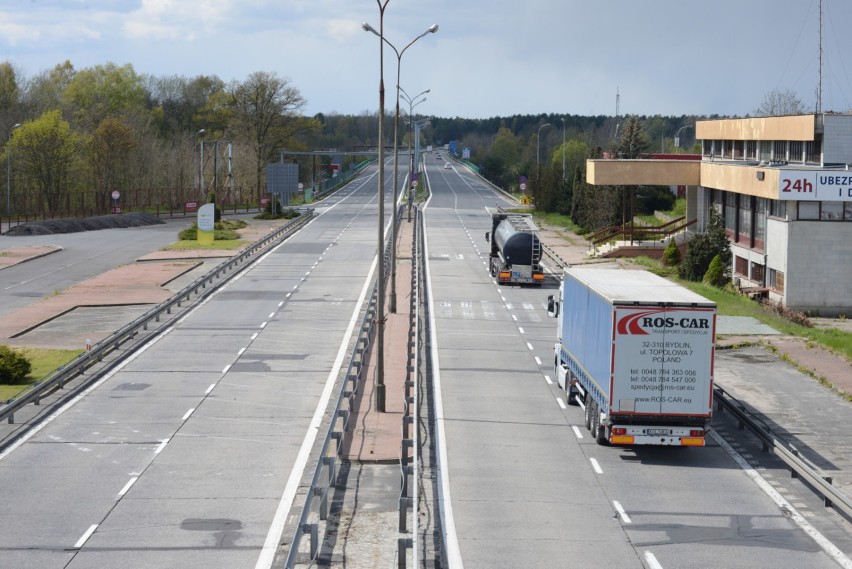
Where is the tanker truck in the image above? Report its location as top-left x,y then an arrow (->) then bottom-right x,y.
485,207 -> 544,285
547,266 -> 716,446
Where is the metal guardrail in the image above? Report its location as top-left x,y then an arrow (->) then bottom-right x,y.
0,210 -> 314,429
282,205 -> 400,567
714,385 -> 852,519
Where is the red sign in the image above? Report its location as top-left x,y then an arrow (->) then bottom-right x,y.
111,206 -> 121,214
185,201 -> 198,212
260,198 -> 270,206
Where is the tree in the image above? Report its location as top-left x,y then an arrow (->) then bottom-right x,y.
0,345 -> 31,384
226,71 -> 310,195
0,61 -> 20,114
662,238 -> 681,266
703,254 -> 727,286
617,115 -> 650,159
90,117 -> 137,195
679,211 -> 731,281
63,62 -> 148,129
754,89 -> 806,117
10,110 -> 85,211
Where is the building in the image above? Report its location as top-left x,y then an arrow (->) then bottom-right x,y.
587,113 -> 852,316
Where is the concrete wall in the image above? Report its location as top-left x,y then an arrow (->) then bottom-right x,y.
823,114 -> 852,164
697,115 -> 816,141
784,220 -> 852,316
765,218 -> 789,305
699,162 -> 780,198
586,159 -> 700,186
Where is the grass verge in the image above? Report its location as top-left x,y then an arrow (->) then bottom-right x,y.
0,347 -> 83,401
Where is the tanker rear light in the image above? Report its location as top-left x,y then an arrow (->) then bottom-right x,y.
533,273 -> 545,281
612,427 -> 627,435
680,437 -> 705,447
610,434 -> 634,445
498,271 -> 511,281
690,429 -> 704,437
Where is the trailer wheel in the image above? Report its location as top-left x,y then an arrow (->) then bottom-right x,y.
489,260 -> 496,277
595,420 -> 609,446
584,395 -> 593,430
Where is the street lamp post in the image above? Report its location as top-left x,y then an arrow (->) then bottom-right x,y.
400,86 -> 428,221
363,22 -> 438,315
536,122 -> 551,179
674,125 -> 692,150
194,128 -> 206,199
561,117 -> 566,181
6,122 -> 20,218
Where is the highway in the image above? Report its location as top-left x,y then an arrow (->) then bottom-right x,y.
421,155 -> 849,569
0,163 -> 402,568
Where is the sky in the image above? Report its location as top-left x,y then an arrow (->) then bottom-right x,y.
1,0 -> 852,120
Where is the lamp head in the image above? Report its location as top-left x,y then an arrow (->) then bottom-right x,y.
362,22 -> 379,36
428,24 -> 439,33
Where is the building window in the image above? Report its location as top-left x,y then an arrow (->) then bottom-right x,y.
745,141 -> 757,160
769,268 -> 784,293
703,139 -> 712,156
751,262 -> 765,284
738,195 -> 752,243
821,201 -> 844,221
789,141 -> 803,162
733,140 -> 744,160
725,191 -> 737,235
798,201 -> 820,220
773,141 -> 786,160
759,141 -> 772,161
769,199 -> 786,219
806,140 -> 821,164
754,198 -> 767,250
735,256 -> 748,276
846,202 -> 852,221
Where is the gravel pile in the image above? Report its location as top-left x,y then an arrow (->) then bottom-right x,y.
5,213 -> 166,236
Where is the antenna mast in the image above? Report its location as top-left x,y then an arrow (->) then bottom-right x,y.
817,0 -> 823,114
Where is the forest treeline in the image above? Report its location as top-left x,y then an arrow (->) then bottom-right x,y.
0,59 -> 708,230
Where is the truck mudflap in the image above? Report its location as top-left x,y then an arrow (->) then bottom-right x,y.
609,424 -> 706,446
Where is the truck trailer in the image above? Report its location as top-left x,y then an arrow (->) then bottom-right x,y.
547,267 -> 716,446
485,208 -> 544,285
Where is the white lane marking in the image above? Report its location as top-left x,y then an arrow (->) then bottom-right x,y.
286,292 -> 292,298
535,357 -> 542,366
118,477 -> 138,498
711,432 -> 852,568
305,271 -> 310,276
572,426 -> 584,439
254,251 -> 379,569
518,327 -> 525,334
420,206 -> 464,569
613,500 -> 631,523
251,333 -> 259,340
74,524 -> 98,549
278,302 -> 284,307
260,322 -> 267,328
154,439 -> 169,454
268,312 -> 275,318
181,408 -> 195,421
238,348 -> 246,355
556,398 -> 566,410
590,458 -> 603,474
526,342 -> 534,351
222,364 -> 231,374
644,551 -> 664,569
292,285 -> 298,290
205,384 -> 215,394
543,374 -> 553,384
512,315 -> 518,321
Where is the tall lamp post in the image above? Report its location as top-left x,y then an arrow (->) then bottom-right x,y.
560,117 -> 566,181
6,122 -> 20,218
401,87 -> 429,222
536,122 -> 551,179
194,128 -> 206,199
365,0 -> 390,412
363,22 -> 438,315
674,125 -> 692,150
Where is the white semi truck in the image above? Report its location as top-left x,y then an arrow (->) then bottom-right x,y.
547,267 -> 716,446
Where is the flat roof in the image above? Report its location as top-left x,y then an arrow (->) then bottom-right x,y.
566,267 -> 716,307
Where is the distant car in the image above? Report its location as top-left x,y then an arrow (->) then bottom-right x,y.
444,162 -> 451,169
436,154 -> 442,159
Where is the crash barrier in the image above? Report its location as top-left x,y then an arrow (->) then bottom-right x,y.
282,204 -> 401,567
0,210 -> 314,431
397,207 -> 422,567
714,386 -> 852,519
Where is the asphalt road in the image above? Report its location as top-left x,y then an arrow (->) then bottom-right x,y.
422,157 -> 850,569
0,164 -> 403,568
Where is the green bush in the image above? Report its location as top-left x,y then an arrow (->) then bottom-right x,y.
0,345 -> 32,385
679,211 -> 730,281
255,208 -> 301,220
178,222 -> 242,241
703,254 -> 727,287
662,239 -> 681,266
